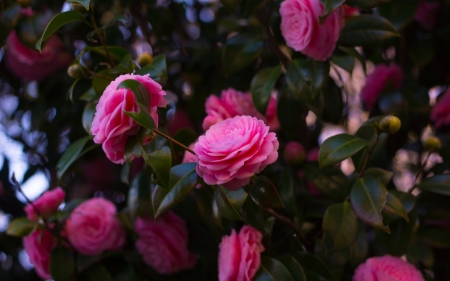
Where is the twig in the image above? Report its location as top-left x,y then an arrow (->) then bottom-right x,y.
153,129 -> 195,154
408,152 -> 431,193
357,133 -> 380,178
89,15 -> 116,67
84,68 -> 114,81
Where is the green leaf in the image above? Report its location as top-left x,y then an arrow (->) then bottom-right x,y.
323,202 -> 358,251
124,103 -> 157,131
242,197 -> 266,232
278,256 -> 307,281
294,252 -> 337,281
6,218 -> 36,237
352,122 -> 388,172
277,89 -> 307,140
363,167 -> 393,185
331,53 -> 355,73
384,192 -> 409,222
153,163 -> 198,217
251,65 -> 282,114
222,32 -> 264,75
220,0 -> 243,12
117,79 -> 150,109
66,0 -> 91,10
82,101 -> 96,136
87,15 -> 127,42
319,0 -> 346,24
390,190 -> 416,213
418,227 -> 450,249
348,225 -> 369,267
68,78 -> 81,102
318,133 -> 369,168
378,0 -> 418,30
277,168 -> 297,214
92,69 -> 116,95
214,185 -> 248,221
128,170 -> 154,218
50,246 -> 75,281
287,58 -> 330,99
249,176 -> 284,209
109,54 -> 135,75
345,0 -> 391,9
79,46 -> 129,62
351,177 -> 390,233
56,136 -> 90,179
418,174 -> 450,196
35,11 -> 85,52
148,146 -> 171,188
254,257 -> 294,281
339,46 -> 366,74
302,163 -> 348,201
135,55 -> 167,79
339,15 -> 400,46
81,264 -> 113,281
123,128 -> 153,165
322,79 -> 344,124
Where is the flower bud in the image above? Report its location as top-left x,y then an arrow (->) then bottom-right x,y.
283,141 -> 306,165
67,64 -> 83,79
137,52 -> 153,67
379,116 -> 401,134
424,136 -> 442,152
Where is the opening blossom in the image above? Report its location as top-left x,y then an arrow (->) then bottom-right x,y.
353,255 -> 424,281
24,187 -> 65,221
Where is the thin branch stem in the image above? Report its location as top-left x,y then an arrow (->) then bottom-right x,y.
84,68 -> 114,81
357,133 -> 380,178
408,152 -> 431,193
89,15 -> 116,67
153,129 -> 195,154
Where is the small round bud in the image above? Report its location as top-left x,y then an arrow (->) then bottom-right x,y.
67,64 -> 84,79
379,116 -> 401,134
283,141 -> 306,165
137,52 -> 153,67
424,136 -> 442,152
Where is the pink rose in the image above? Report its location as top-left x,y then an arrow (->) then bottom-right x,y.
24,187 -> 65,221
4,31 -> 72,81
218,225 -> 265,281
361,64 -> 403,110
431,87 -> 450,128
283,141 -> 306,165
135,212 -> 196,274
23,229 -> 56,280
195,115 -> 279,190
344,5 -> 359,19
65,198 -> 125,255
280,0 -> 344,61
91,74 -> 167,164
414,1 -> 440,30
353,255 -> 424,281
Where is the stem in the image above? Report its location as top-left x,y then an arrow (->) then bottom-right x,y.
357,133 -> 380,178
89,15 -> 116,67
85,68 -> 114,81
153,129 -> 195,154
408,152 -> 431,193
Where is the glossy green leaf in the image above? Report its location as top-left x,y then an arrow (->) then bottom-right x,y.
378,0 -> 418,30
36,11 -> 85,52
109,54 -> 135,74
249,176 -> 284,209
390,190 -> 416,213
345,0 -> 391,9
352,122 -> 388,172
147,146 -> 171,188
302,163 -> 348,201
319,133 -> 369,168
214,185 -> 247,221
56,136 -> 91,179
294,252 -> 337,281
285,60 -> 309,97
348,225 -> 369,267
128,170 -> 154,218
331,53 -> 355,73
287,58 -> 329,99
254,257 -> 295,281
222,33 -> 264,75
50,246 -> 75,281
6,218 -> 36,237
136,55 -> 167,79
251,65 -> 282,114
323,202 -> 358,250
66,0 -> 91,10
384,192 -> 409,222
278,256 -> 307,281
418,174 -> 450,196
277,168 -> 297,214
87,15 -> 127,42
153,163 -> 198,217
82,101 -> 96,136
363,167 -> 393,185
339,46 -> 366,73
123,128 -> 153,165
319,0 -> 346,24
339,15 -> 400,46
124,103 -> 157,131
351,177 -> 390,233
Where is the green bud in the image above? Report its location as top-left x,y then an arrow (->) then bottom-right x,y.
67,64 -> 84,79
137,52 -> 153,67
379,116 -> 401,134
424,136 -> 442,152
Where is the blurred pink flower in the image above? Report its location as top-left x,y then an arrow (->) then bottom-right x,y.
166,108 -> 194,136
91,74 -> 167,164
4,31 -> 72,81
353,255 -> 424,281
24,187 -> 65,221
218,225 -> 265,281
431,88 -> 450,128
361,64 -> 403,110
280,0 -> 344,61
23,229 -> 56,280
414,1 -> 440,30
195,115 -> 279,190
135,212 -> 196,274
65,198 -> 125,255
343,5 -> 359,19
283,141 -> 306,165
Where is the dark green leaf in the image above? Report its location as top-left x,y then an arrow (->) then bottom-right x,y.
214,185 -> 247,221
418,174 -> 450,196
109,54 -> 135,74
339,46 -> 366,73
384,192 -> 409,222
351,177 -> 390,233
378,0 -> 418,30
222,33 -> 264,75
123,128 -> 153,165
345,0 -> 391,9
288,58 -> 329,99
254,257 -> 294,281
302,163 -> 348,200
36,11 -> 85,52
348,225 -> 369,267
81,264 -> 113,281
50,246 -> 75,281
418,227 -> 450,249
251,65 -> 282,114
117,79 -> 150,109
406,243 -> 435,268
6,218 -> 36,237
322,79 -> 344,124
87,15 -> 127,42
82,101 -> 96,136
242,197 -> 266,232
323,202 -> 358,250
352,122 -> 388,172
124,103 -> 157,131
363,167 -> 393,185
278,256 -> 307,281
339,15 -> 400,46
294,252 -> 337,281
135,55 -> 167,79
390,190 -> 416,213
331,53 -> 355,73
319,133 -> 368,168
147,146 -> 171,188
128,170 -> 154,218
249,176 -> 284,209
319,0 -> 346,24
92,69 -> 116,95
79,46 -> 129,62
277,168 -> 297,214
153,163 -> 198,217
56,136 -> 90,179
277,89 -> 307,140
66,0 -> 91,10
285,60 -> 309,97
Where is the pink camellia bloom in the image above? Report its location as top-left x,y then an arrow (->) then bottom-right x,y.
283,141 -> 306,165
279,0 -> 344,61
65,198 -> 125,255
218,225 -> 265,281
431,87 -> 450,128
344,5 -> 359,19
414,1 -> 440,30
4,31 -> 72,81
135,212 -> 196,275
353,255 -> 424,281
182,143 -> 197,164
195,115 -> 279,190
23,229 -> 56,280
91,74 -> 167,164
361,64 -> 404,110
24,187 -> 65,221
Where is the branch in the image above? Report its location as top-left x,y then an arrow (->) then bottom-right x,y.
357,133 -> 379,178
89,15 -> 116,67
408,152 -> 431,193
153,129 -> 195,154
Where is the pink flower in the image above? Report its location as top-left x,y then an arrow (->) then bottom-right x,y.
65,198 -> 125,255
23,229 -> 56,280
414,1 -> 440,30
91,74 -> 167,164
195,115 -> 279,190
361,64 -> 403,110
353,255 -> 424,281
4,31 -> 72,81
344,5 -> 359,19
283,141 -> 306,165
182,143 -> 197,164
24,187 -> 65,221
431,87 -> 450,128
135,212 -> 196,274
280,0 -> 344,61
166,108 -> 194,136
218,225 -> 265,281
